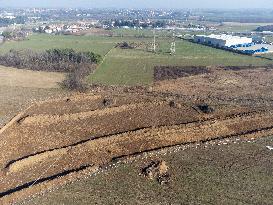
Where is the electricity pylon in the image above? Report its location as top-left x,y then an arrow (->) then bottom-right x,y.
153,29 -> 156,53
170,31 -> 176,56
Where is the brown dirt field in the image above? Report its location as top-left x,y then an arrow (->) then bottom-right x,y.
24,136 -> 273,205
153,67 -> 273,105
0,86 -> 66,129
2,66 -> 273,204
2,90 -> 273,204
154,66 -> 210,81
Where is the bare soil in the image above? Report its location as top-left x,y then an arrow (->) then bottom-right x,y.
154,66 -> 210,81
2,66 -> 273,204
153,66 -> 273,105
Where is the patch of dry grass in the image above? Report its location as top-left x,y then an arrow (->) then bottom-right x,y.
0,66 -> 65,89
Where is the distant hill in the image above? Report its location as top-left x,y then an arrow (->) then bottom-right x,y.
255,25 -> 273,32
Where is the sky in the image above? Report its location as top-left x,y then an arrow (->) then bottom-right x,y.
0,0 -> 271,9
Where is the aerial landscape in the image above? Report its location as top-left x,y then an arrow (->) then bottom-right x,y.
2,0 -> 273,204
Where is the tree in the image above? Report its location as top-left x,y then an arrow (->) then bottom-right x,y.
2,31 -> 13,39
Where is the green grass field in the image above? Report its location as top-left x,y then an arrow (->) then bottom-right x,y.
89,39 -> 272,85
217,25 -> 259,32
0,33 -> 272,86
0,34 -> 119,56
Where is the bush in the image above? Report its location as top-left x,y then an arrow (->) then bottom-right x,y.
60,66 -> 94,91
0,48 -> 102,72
0,48 -> 102,91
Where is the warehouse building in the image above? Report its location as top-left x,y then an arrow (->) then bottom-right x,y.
194,34 -> 253,48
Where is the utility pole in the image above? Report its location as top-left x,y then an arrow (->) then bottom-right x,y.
170,30 -> 176,56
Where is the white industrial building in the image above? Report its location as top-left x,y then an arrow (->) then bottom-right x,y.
194,34 -> 253,48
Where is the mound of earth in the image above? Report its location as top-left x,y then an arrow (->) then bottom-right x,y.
141,160 -> 170,185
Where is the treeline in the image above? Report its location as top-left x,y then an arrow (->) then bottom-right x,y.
0,48 -> 102,72
255,25 -> 273,32
0,48 -> 102,91
107,19 -> 168,28
2,30 -> 29,41
0,16 -> 27,27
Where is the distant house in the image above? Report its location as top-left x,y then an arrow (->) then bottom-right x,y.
122,26 -> 130,29
44,29 -> 53,34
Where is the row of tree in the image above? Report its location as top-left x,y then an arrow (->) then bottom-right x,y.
255,25 -> 273,32
106,19 -> 168,28
0,16 -> 27,27
0,48 -> 102,72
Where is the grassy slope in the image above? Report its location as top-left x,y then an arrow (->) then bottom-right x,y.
0,34 -> 118,56
89,39 -> 271,85
27,136 -> 273,205
0,33 -> 271,86
217,25 -> 259,32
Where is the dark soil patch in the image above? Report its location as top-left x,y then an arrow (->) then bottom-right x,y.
196,104 -> 215,114
154,66 -> 210,81
116,42 -> 134,49
221,65 -> 273,71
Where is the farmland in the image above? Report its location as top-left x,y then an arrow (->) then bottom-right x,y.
89,40 -> 271,85
2,66 -> 273,204
2,30 -> 273,205
0,33 -> 271,86
2,4 -> 273,205
216,22 -> 269,32
0,66 -> 66,128
0,34 -> 117,56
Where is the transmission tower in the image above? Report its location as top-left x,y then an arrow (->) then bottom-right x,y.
170,31 -> 176,55
153,29 -> 156,53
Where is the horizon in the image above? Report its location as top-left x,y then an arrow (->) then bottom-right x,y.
0,7 -> 271,10
0,0 -> 271,9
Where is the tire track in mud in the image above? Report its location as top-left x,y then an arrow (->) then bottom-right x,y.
3,108 -> 267,171
1,94 -> 273,203
2,109 -> 273,198
0,102 -> 266,172
0,101 -> 202,170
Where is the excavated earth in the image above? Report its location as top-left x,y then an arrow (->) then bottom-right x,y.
2,67 -> 273,204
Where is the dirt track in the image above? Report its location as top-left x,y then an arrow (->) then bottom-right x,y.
2,66 -> 273,204
2,90 -> 273,204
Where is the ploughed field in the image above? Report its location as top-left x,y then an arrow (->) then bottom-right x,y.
2,66 -> 273,204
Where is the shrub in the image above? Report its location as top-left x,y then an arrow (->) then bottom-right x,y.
60,66 -> 94,91
0,48 -> 102,72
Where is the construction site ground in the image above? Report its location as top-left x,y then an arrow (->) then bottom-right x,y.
2,66 -> 273,204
